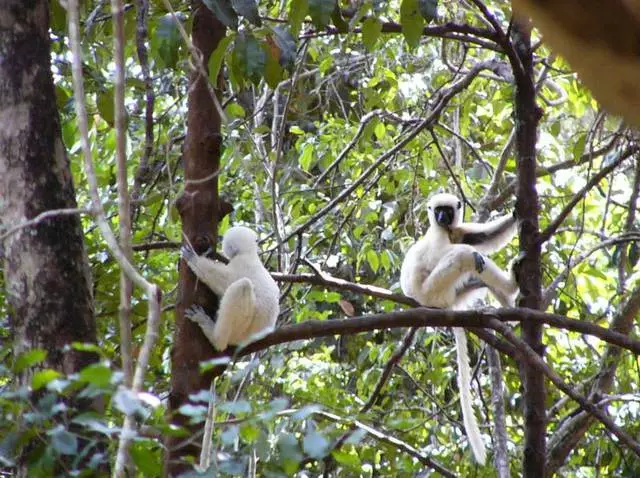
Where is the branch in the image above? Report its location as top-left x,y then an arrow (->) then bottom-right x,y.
66,2 -> 162,476
240,308 -> 640,357
0,207 -> 92,242
112,0 -> 134,391
360,327 -> 418,414
539,147 -> 635,243
313,109 -> 382,187
489,318 -> 640,460
317,410 -> 456,478
283,60 -> 499,242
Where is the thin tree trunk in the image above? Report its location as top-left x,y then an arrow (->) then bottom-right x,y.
0,1 -> 98,475
511,20 -> 545,478
165,3 -> 230,475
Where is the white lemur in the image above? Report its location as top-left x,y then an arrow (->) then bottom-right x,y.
400,193 -> 518,465
181,226 -> 279,351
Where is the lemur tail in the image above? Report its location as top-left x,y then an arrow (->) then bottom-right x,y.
454,328 -> 487,465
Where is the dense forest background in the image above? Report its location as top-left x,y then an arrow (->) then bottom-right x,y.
1,0 -> 640,477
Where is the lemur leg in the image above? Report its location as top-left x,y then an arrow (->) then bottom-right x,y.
212,278 -> 256,350
422,245 -> 517,307
185,305 -> 218,346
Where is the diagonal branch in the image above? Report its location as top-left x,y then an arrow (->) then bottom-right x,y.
283,60 -> 501,242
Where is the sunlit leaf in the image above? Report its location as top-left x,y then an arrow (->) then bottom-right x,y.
400,0 -> 425,49
14,349 -> 47,373
362,17 -> 382,52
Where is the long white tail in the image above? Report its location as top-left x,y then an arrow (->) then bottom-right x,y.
453,328 -> 487,465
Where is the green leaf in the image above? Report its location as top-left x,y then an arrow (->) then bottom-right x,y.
202,0 -> 239,29
78,363 -> 112,388
303,430 -> 329,459
362,17 -> 382,52
231,0 -> 262,26
308,0 -> 336,28
288,0 -> 308,37
331,3 -> 348,33
400,0 -> 425,49
366,249 -> 380,272
272,26 -> 297,70
154,14 -> 181,69
70,342 -> 102,354
418,0 -> 438,22
96,88 -> 115,126
264,42 -> 284,88
299,144 -> 315,171
130,442 -> 162,476
225,102 -> 246,118
32,370 -> 61,391
232,33 -> 267,86
374,122 -> 386,139
209,35 -> 233,82
14,349 -> 47,373
49,427 -> 78,456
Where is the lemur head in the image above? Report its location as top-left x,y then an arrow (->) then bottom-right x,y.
222,226 -> 259,259
427,193 -> 463,228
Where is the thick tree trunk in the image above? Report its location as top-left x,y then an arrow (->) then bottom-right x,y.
511,20 -> 545,478
0,1 -> 98,475
0,0 -> 96,383
165,3 -> 230,475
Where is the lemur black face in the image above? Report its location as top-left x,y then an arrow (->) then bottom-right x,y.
434,205 -> 455,227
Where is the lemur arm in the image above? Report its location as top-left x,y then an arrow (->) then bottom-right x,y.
181,246 -> 232,295
451,212 -> 517,255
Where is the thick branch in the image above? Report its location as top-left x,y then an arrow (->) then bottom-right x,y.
241,308 -> 640,357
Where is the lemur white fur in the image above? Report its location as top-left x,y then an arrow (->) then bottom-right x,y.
181,226 -> 279,351
400,193 -> 518,465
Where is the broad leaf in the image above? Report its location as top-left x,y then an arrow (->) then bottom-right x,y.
400,0 -> 425,49
362,17 -> 382,52
309,0 -> 336,28
288,0 -> 308,36
202,0 -> 239,29
419,0 -> 438,21
231,0 -> 261,26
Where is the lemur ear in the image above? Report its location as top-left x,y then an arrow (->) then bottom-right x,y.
457,201 -> 462,209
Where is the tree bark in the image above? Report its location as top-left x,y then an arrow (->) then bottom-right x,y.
0,0 -> 96,385
164,3 -> 230,475
0,1 -> 98,474
511,20 -> 545,478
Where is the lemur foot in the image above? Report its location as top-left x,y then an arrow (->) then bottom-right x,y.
185,305 -> 213,326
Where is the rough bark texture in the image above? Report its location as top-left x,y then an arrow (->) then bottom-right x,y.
165,4 -> 229,475
0,1 -> 96,379
0,2 -> 98,475
511,20 -> 546,478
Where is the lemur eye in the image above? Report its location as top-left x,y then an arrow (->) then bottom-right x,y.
457,201 -> 462,209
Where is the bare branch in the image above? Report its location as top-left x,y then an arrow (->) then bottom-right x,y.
539,147 -> 635,243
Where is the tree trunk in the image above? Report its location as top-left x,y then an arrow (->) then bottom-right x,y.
0,0 -> 96,386
165,3 -> 230,475
0,1 -> 98,474
511,20 -> 546,478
